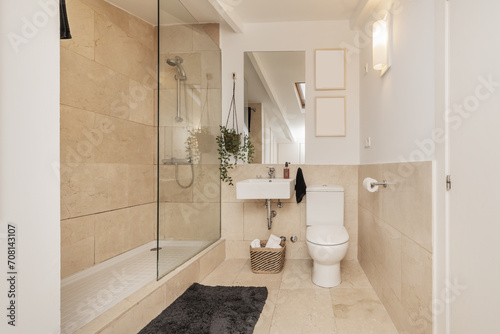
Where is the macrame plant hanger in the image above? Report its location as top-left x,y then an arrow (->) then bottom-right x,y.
226,76 -> 239,133
222,77 -> 242,154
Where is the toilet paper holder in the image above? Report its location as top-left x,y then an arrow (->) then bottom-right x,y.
363,177 -> 394,192
370,180 -> 388,188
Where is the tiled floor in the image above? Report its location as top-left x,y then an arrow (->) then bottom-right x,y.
201,259 -> 399,334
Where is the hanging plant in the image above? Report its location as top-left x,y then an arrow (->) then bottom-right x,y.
185,82 -> 215,163
185,127 -> 213,164
216,77 -> 255,185
223,129 -> 241,154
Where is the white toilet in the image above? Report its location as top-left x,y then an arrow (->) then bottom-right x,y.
306,185 -> 349,288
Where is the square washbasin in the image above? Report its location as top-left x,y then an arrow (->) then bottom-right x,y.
236,178 -> 296,199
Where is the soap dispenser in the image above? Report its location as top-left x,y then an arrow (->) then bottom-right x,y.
284,162 -> 290,179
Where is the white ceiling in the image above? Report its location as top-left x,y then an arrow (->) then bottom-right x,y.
233,0 -> 360,23
105,0 -> 362,26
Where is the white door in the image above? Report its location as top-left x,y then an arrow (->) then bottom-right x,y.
449,1 -> 500,332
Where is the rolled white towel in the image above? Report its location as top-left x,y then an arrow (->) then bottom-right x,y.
265,234 -> 282,249
251,239 -> 261,248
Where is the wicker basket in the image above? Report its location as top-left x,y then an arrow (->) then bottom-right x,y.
250,240 -> 286,274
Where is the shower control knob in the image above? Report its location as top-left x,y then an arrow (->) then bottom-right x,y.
280,236 -> 286,242
290,236 -> 298,243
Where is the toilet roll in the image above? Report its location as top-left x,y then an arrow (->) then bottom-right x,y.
363,177 -> 379,192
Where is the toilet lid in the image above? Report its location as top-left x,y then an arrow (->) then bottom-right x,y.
306,225 -> 349,246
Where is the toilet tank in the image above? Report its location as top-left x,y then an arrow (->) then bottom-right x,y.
306,185 -> 344,226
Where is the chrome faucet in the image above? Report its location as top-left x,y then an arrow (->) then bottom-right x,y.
266,166 -> 275,179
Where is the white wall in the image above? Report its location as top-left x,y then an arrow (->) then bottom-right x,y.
0,1 -> 60,333
359,0 -> 436,164
221,21 -> 360,165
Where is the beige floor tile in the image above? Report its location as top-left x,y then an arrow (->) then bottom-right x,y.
337,260 -> 372,289
270,289 -> 337,334
253,289 -> 279,334
199,259 -> 397,334
233,260 -> 284,290
330,288 -> 391,320
280,259 -> 321,290
331,288 -> 399,334
335,318 -> 399,334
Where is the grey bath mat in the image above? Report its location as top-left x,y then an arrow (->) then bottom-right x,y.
138,283 -> 268,334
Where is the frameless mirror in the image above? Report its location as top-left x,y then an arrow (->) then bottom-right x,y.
244,51 -> 306,165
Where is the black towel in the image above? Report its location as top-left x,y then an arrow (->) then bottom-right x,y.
295,167 -> 306,203
60,0 -> 72,39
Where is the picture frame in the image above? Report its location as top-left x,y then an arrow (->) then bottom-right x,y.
315,96 -> 346,137
315,49 -> 346,90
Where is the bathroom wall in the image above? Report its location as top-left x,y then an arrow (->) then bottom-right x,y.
221,20 -> 360,165
222,164 -> 358,261
357,1 -> 435,332
157,23 -> 221,242
359,0 -> 436,164
220,21 -> 360,261
60,0 -> 156,278
1,0 -> 61,332
358,162 -> 433,334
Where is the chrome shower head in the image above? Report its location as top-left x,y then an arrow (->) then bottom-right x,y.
166,56 -> 186,80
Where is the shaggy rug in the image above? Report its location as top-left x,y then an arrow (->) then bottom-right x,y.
138,283 -> 268,334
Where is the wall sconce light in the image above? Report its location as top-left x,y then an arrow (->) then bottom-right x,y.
372,13 -> 392,76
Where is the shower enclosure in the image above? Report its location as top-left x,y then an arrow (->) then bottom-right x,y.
60,1 -> 221,332
157,0 -> 222,279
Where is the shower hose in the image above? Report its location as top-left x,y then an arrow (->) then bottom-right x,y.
175,162 -> 194,189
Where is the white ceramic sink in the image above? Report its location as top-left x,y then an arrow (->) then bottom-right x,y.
236,178 -> 295,199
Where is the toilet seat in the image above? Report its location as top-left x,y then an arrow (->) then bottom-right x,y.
306,225 -> 349,246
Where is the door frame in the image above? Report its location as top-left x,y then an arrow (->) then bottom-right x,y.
434,0 -> 451,333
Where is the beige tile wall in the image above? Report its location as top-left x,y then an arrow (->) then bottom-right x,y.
222,164 -> 358,261
358,162 -> 433,334
60,0 -> 156,278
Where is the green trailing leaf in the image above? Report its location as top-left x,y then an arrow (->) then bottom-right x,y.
216,125 -> 254,186
218,77 -> 255,185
